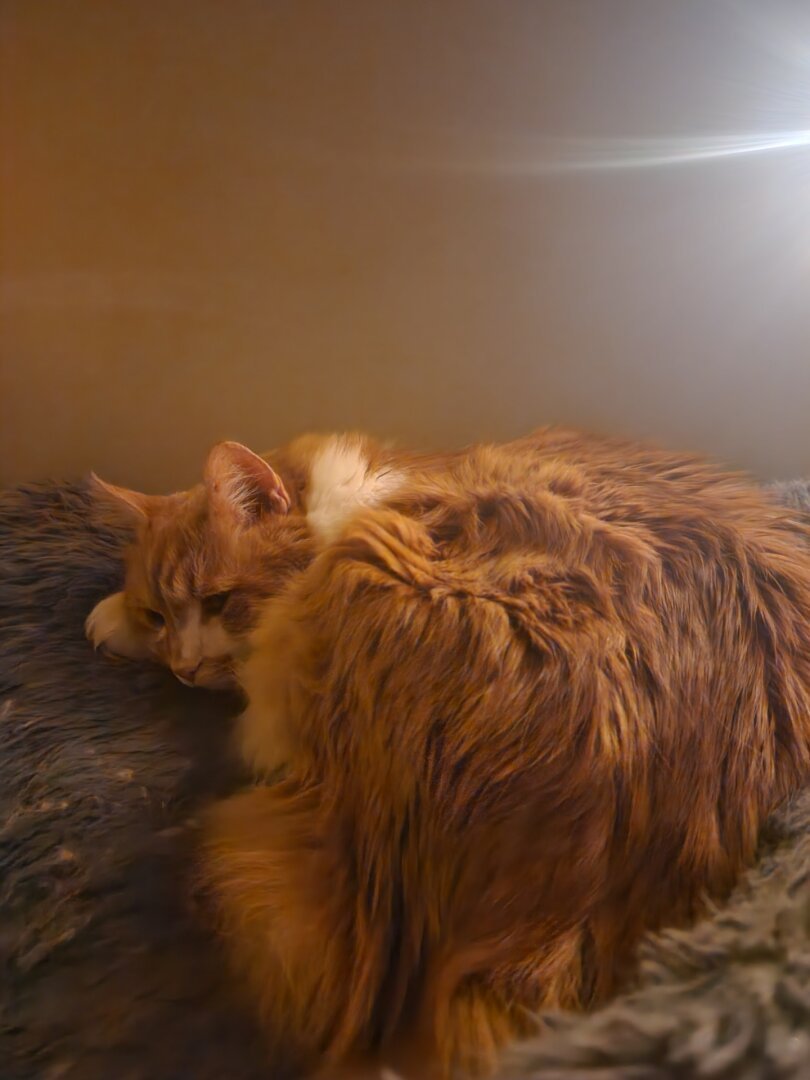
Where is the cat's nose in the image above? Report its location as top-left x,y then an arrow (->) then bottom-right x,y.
173,662 -> 201,686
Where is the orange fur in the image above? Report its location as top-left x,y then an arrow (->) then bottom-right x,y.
188,428 -> 810,1075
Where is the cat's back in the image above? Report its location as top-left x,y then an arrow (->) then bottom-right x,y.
406,425 -> 810,571
470,425 -> 790,518
311,425 -> 810,736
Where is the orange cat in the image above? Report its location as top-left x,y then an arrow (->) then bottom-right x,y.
89,428 -> 810,1077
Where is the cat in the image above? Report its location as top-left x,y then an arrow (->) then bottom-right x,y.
88,427 -> 810,1078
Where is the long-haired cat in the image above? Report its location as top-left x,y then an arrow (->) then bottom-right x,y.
88,428 -> 810,1077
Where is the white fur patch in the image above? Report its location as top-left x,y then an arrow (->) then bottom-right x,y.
306,437 -> 402,545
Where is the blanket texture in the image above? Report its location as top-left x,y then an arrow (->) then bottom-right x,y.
2,479 -> 810,1080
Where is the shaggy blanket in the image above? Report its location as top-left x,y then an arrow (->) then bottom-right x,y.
2,479 -> 810,1080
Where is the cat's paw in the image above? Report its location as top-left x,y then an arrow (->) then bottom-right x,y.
86,591 -> 153,661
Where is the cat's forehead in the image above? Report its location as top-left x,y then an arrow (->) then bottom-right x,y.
131,493 -> 230,600
124,486 -> 307,606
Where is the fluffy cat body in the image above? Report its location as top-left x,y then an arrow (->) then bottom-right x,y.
89,428 -> 810,1076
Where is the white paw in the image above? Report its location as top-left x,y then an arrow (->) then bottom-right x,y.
85,591 -> 153,661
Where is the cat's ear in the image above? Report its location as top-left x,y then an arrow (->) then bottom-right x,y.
204,441 -> 290,525
90,473 -> 156,521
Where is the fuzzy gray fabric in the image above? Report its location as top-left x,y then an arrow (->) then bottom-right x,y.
2,478 -> 810,1080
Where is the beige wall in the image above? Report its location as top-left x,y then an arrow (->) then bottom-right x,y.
2,0 -> 810,491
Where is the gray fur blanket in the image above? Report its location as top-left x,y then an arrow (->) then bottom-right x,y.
2,479 -> 810,1080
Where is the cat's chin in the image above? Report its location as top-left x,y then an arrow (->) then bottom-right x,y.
185,665 -> 240,692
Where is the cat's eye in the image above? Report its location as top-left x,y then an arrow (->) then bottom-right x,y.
143,608 -> 165,629
202,590 -> 232,617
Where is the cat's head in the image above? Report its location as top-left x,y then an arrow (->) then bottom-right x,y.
92,441 -> 313,689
